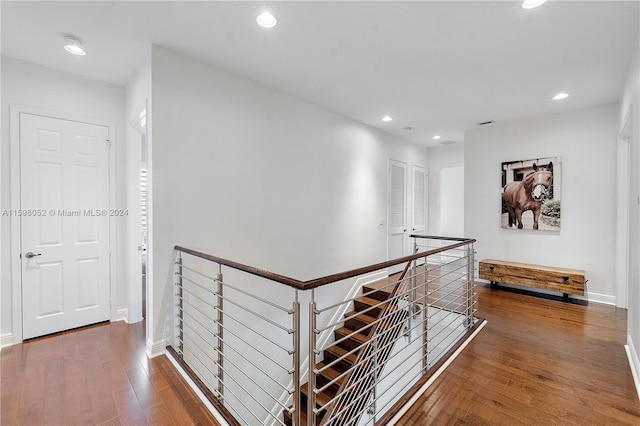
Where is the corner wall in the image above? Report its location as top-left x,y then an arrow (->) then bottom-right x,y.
0,57 -> 127,341
465,103 -> 619,302
620,41 -> 640,398
427,143 -> 464,236
150,45 -> 428,345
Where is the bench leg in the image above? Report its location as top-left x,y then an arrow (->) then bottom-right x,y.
563,293 -> 569,302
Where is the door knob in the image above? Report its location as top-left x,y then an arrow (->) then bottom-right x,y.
25,252 -> 42,258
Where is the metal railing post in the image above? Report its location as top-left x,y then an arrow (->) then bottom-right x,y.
423,252 -> 429,374
466,243 -> 475,329
177,254 -> 184,355
216,264 -> 225,401
293,290 -> 301,426
308,289 -> 317,426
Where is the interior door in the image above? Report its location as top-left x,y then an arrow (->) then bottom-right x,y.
388,160 -> 407,273
20,113 -> 111,339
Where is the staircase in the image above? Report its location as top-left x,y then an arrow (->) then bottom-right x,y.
284,282 -> 408,425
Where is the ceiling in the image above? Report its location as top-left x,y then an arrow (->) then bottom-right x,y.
1,1 -> 638,147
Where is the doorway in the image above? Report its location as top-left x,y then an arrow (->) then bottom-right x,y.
388,160 -> 428,272
10,107 -> 115,341
127,108 -> 148,325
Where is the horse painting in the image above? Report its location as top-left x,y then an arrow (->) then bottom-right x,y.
503,162 -> 553,230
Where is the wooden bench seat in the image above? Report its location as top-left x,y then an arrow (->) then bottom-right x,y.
478,259 -> 585,297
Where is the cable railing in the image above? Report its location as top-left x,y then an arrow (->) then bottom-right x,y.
169,236 -> 478,426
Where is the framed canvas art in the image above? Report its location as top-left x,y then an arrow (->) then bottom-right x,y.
501,156 -> 561,231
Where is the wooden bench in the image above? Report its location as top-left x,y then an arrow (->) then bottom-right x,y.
478,259 -> 585,299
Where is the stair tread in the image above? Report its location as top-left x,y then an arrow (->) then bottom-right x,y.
335,327 -> 369,344
301,382 -> 333,408
317,361 -> 346,381
344,310 -> 377,324
355,295 -> 388,308
324,344 -> 358,365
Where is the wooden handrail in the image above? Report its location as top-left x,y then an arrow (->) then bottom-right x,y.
174,236 -> 475,291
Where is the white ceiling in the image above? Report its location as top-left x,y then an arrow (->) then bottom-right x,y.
2,1 -> 638,147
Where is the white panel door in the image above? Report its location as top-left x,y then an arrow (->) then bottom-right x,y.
411,165 -> 428,236
20,113 -> 111,339
388,160 -> 407,273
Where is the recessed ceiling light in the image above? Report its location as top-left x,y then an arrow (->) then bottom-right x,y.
522,0 -> 548,9
256,11 -> 278,28
63,34 -> 86,56
432,135 -> 441,140
553,92 -> 569,100
382,116 -> 392,122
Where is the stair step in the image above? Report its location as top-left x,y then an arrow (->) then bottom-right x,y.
343,310 -> 377,334
353,296 -> 387,317
316,361 -> 346,394
363,286 -> 393,302
301,382 -> 333,410
334,326 -> 369,352
324,343 -> 358,370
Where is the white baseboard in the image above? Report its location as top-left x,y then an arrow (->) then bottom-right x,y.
584,292 -> 616,306
115,308 -> 129,322
626,335 -> 640,400
146,339 -> 166,358
476,279 -> 616,305
1,333 -> 14,348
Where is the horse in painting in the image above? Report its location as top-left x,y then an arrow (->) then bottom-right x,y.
503,162 -> 553,230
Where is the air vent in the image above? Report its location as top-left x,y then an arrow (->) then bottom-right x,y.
477,120 -> 495,126
439,140 -> 456,146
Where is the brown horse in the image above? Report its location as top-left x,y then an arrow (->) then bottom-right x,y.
503,162 -> 553,230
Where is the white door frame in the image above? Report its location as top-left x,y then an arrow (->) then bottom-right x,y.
9,105 -> 117,344
616,105 -> 632,309
127,106 -> 147,325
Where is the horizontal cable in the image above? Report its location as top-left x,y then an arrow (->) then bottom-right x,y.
216,308 -> 292,352
181,321 -> 292,388
216,316 -> 294,363
215,293 -> 293,333
176,274 -> 217,297
218,279 -> 293,313
182,337 -> 285,426
178,263 -> 218,283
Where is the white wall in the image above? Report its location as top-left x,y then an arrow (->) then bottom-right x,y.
149,44 -> 428,344
0,57 -> 127,339
439,166 -> 465,237
427,143 -> 464,236
465,103 -> 619,302
620,42 -> 640,396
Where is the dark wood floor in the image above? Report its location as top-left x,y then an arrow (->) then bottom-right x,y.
2,284 -> 638,425
1,320 -> 219,425
400,284 -> 640,425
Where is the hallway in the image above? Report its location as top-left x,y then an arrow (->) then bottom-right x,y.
2,284 -> 640,425
1,321 -> 219,425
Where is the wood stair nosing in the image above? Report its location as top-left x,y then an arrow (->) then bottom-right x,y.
323,343 -> 358,370
316,361 -> 354,396
333,327 -> 369,352
362,287 -> 393,302
343,310 -> 377,331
